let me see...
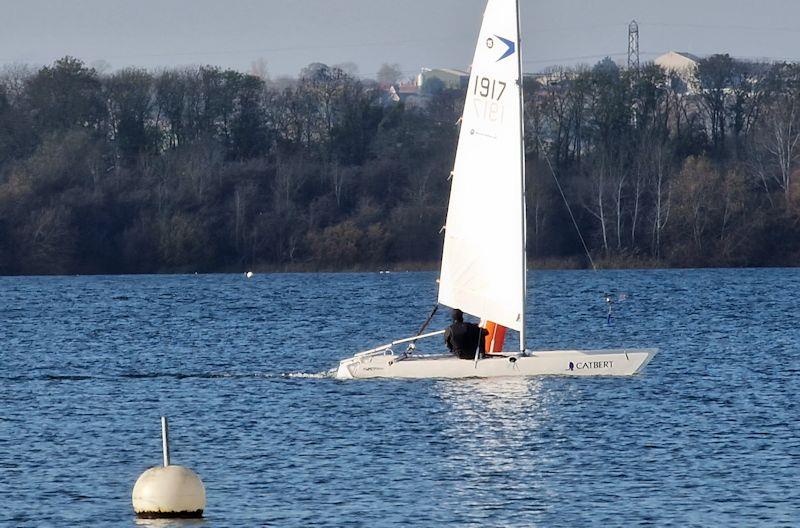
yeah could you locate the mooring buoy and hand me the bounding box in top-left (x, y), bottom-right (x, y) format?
top-left (132, 417), bottom-right (206, 518)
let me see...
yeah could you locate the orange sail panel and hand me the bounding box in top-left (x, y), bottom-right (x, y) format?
top-left (483, 321), bottom-right (507, 353)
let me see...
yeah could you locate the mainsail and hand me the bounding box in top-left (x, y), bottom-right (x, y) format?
top-left (437, 0), bottom-right (526, 347)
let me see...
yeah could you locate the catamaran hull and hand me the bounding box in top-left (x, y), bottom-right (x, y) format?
top-left (335, 349), bottom-right (657, 380)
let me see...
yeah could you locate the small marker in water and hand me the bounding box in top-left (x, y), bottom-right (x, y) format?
top-left (131, 417), bottom-right (206, 519)
top-left (245, 271), bottom-right (254, 279)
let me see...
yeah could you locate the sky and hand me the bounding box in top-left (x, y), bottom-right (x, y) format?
top-left (2, 0), bottom-right (800, 79)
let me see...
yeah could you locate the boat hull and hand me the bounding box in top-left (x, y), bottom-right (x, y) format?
top-left (335, 348), bottom-right (657, 380)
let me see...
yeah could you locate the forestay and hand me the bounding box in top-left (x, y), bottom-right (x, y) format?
top-left (438, 0), bottom-right (526, 336)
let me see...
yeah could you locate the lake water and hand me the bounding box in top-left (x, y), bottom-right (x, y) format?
top-left (1, 269), bottom-right (798, 527)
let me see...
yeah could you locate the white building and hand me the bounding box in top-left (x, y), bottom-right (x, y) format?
top-left (655, 51), bottom-right (701, 93)
top-left (655, 51), bottom-right (700, 75)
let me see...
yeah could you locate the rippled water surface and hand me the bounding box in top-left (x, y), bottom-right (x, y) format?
top-left (1, 269), bottom-right (798, 527)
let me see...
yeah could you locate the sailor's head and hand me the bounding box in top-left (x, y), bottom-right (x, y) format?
top-left (451, 309), bottom-right (464, 322)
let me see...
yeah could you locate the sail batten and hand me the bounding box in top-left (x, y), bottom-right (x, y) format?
top-left (438, 0), bottom-right (526, 336)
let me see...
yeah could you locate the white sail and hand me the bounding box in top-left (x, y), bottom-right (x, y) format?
top-left (438, 0), bottom-right (526, 337)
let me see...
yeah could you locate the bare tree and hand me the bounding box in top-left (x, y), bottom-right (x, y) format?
top-left (377, 63), bottom-right (403, 86)
top-left (0, 63), bottom-right (34, 103)
top-left (250, 57), bottom-right (269, 81)
top-left (696, 54), bottom-right (735, 154)
top-left (650, 144), bottom-right (671, 258)
top-left (581, 160), bottom-right (610, 255)
top-left (755, 93), bottom-right (800, 201)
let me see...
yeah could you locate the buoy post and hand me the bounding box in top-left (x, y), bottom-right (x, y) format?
top-left (161, 416), bottom-right (170, 467)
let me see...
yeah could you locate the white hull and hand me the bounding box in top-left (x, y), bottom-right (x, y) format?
top-left (335, 348), bottom-right (657, 380)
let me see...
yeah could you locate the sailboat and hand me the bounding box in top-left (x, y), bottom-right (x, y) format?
top-left (334, 0), bottom-right (657, 380)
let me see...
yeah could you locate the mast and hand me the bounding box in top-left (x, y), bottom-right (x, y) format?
top-left (516, 0), bottom-right (527, 353)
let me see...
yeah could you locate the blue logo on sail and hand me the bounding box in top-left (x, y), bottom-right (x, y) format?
top-left (495, 35), bottom-right (515, 61)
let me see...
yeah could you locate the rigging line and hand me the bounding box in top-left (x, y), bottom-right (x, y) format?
top-left (536, 136), bottom-right (597, 271)
top-left (640, 22), bottom-right (800, 34)
top-left (406, 303), bottom-right (439, 352)
top-left (523, 52), bottom-right (628, 65)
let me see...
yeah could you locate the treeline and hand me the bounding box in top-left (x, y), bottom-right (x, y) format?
top-left (527, 56), bottom-right (800, 267)
top-left (0, 56), bottom-right (798, 275)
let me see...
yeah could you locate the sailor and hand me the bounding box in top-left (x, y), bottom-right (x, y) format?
top-left (444, 309), bottom-right (487, 360)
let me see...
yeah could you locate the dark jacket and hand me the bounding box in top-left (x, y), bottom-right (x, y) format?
top-left (445, 321), bottom-right (488, 360)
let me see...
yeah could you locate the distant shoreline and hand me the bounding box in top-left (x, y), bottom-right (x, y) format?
top-left (3, 258), bottom-right (797, 278)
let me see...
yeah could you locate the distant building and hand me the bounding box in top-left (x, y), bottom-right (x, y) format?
top-left (386, 85), bottom-right (401, 103)
top-left (396, 82), bottom-right (420, 99)
top-left (381, 81), bottom-right (427, 108)
top-left (655, 51), bottom-right (700, 75)
top-left (531, 70), bottom-right (566, 86)
top-left (379, 68), bottom-right (469, 108)
top-left (417, 68), bottom-right (470, 91)
top-left (655, 51), bottom-right (701, 93)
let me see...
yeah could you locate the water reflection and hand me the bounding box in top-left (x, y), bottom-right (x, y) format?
top-left (434, 377), bottom-right (557, 518)
top-left (438, 376), bottom-right (548, 455)
top-left (133, 518), bottom-right (206, 527)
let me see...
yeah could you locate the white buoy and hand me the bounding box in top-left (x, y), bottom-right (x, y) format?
top-left (245, 271), bottom-right (254, 278)
top-left (132, 417), bottom-right (206, 518)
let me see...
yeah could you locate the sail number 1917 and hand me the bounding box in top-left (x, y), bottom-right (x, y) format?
top-left (473, 76), bottom-right (506, 100)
